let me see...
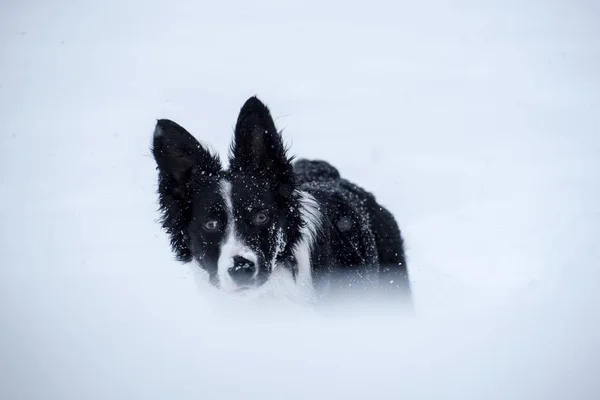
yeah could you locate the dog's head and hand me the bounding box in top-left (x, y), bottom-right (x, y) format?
top-left (152, 97), bottom-right (303, 292)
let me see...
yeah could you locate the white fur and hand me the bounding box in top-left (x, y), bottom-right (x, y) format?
top-left (194, 184), bottom-right (322, 304)
top-left (289, 190), bottom-right (322, 296)
top-left (251, 190), bottom-right (322, 304)
top-left (270, 227), bottom-right (286, 272)
top-left (217, 179), bottom-right (258, 292)
top-left (296, 190), bottom-right (321, 252)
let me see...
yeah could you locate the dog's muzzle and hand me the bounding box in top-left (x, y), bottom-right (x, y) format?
top-left (228, 256), bottom-right (257, 286)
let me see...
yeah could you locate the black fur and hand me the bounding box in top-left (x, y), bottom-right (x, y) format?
top-left (152, 119), bottom-right (222, 262)
top-left (295, 160), bottom-right (410, 297)
top-left (152, 96), bottom-right (411, 302)
top-left (229, 97), bottom-right (303, 283)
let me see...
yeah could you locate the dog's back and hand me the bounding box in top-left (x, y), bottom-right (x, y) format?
top-left (293, 159), bottom-right (410, 299)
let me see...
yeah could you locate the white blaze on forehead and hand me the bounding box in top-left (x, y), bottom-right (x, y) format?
top-left (217, 179), bottom-right (258, 292)
top-left (220, 179), bottom-right (233, 216)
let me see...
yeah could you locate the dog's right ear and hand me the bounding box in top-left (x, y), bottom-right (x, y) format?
top-left (152, 119), bottom-right (221, 192)
top-left (151, 119), bottom-right (221, 262)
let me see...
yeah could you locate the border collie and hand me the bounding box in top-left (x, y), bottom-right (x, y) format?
top-left (151, 97), bottom-right (411, 304)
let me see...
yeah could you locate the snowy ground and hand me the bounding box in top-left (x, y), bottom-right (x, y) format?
top-left (1, 0), bottom-right (599, 398)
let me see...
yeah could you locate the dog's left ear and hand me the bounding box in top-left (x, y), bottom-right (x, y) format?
top-left (229, 97), bottom-right (293, 185)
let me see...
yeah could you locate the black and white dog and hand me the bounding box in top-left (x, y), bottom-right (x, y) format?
top-left (152, 97), bottom-right (411, 304)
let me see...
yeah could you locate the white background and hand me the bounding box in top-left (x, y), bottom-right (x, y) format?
top-left (1, 0), bottom-right (599, 399)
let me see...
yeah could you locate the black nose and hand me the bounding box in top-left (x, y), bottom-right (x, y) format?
top-left (228, 256), bottom-right (256, 285)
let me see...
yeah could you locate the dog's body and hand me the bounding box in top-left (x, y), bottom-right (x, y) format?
top-left (152, 97), bottom-right (411, 304)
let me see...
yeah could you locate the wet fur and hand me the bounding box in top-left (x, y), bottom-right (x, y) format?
top-left (152, 97), bottom-right (411, 303)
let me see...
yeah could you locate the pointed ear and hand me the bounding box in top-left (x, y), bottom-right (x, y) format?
top-left (229, 97), bottom-right (293, 181)
top-left (152, 119), bottom-right (221, 190)
top-left (151, 119), bottom-right (221, 262)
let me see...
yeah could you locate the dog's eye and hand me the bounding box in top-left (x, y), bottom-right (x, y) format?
top-left (253, 211), bottom-right (269, 225)
top-left (203, 219), bottom-right (219, 231)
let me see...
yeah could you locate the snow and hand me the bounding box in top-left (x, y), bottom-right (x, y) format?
top-left (1, 0), bottom-right (599, 399)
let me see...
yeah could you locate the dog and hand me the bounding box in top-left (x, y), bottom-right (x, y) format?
top-left (151, 96), bottom-right (411, 305)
